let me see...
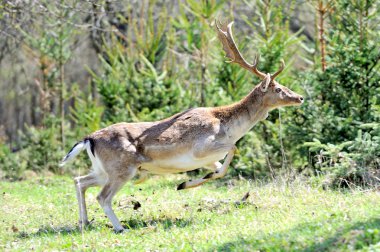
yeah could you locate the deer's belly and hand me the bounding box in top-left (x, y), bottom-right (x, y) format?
top-left (141, 151), bottom-right (227, 174)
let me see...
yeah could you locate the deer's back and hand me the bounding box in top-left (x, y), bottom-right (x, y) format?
top-left (89, 108), bottom-right (224, 169)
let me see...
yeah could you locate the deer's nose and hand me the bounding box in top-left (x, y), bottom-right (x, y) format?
top-left (299, 96), bottom-right (304, 103)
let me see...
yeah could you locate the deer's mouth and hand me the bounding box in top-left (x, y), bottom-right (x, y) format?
top-left (291, 95), bottom-right (304, 105)
top-left (282, 96), bottom-right (304, 107)
top-left (296, 96), bottom-right (304, 105)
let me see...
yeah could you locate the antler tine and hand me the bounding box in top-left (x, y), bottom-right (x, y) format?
top-left (215, 19), bottom-right (221, 30)
top-left (216, 20), bottom-right (266, 79)
top-left (252, 54), bottom-right (260, 68)
top-left (271, 59), bottom-right (285, 80)
top-left (215, 19), bottom-right (223, 30)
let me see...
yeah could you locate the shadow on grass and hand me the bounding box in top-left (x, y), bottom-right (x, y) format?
top-left (17, 224), bottom-right (95, 239)
top-left (302, 217), bottom-right (380, 252)
top-left (121, 216), bottom-right (193, 230)
top-left (17, 216), bottom-right (194, 239)
top-left (209, 218), bottom-right (380, 252)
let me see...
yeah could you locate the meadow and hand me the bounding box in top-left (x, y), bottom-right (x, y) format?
top-left (2, 174), bottom-right (380, 251)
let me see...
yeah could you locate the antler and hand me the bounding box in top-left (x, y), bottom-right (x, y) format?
top-left (216, 20), bottom-right (266, 79)
top-left (271, 59), bottom-right (285, 79)
top-left (216, 20), bottom-right (285, 81)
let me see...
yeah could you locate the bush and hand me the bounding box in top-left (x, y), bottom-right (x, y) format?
top-left (304, 123), bottom-right (380, 188)
top-left (0, 145), bottom-right (27, 180)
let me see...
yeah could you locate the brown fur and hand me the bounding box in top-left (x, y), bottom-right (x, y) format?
top-left (61, 22), bottom-right (304, 232)
top-left (65, 75), bottom-right (303, 232)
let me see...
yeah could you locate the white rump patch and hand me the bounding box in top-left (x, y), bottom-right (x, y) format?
top-left (86, 144), bottom-right (108, 185)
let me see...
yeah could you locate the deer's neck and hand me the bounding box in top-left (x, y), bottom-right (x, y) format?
top-left (213, 87), bottom-right (269, 143)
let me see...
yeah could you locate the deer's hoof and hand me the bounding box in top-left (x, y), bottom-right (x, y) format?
top-left (78, 220), bottom-right (90, 230)
top-left (177, 182), bottom-right (186, 190)
top-left (114, 228), bottom-right (126, 234)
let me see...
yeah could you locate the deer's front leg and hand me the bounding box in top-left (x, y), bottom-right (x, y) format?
top-left (177, 146), bottom-right (236, 190)
top-left (134, 169), bottom-right (149, 185)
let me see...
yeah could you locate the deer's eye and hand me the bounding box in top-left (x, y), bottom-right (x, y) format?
top-left (275, 88), bottom-right (281, 93)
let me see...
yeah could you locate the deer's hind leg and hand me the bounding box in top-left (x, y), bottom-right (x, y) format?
top-left (74, 173), bottom-right (104, 229)
top-left (97, 165), bottom-right (137, 233)
top-left (177, 145), bottom-right (236, 190)
top-left (134, 169), bottom-right (149, 184)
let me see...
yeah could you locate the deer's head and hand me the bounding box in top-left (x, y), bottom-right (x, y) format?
top-left (258, 73), bottom-right (304, 109)
top-left (216, 21), bottom-right (304, 110)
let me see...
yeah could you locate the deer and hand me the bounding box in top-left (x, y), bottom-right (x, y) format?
top-left (59, 21), bottom-right (304, 233)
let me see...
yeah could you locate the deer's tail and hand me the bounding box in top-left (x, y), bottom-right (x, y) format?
top-left (59, 138), bottom-right (95, 167)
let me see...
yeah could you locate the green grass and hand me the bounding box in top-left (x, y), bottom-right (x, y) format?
top-left (1, 174), bottom-right (380, 251)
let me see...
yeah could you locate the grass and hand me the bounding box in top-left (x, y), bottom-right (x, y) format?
top-left (1, 173), bottom-right (380, 251)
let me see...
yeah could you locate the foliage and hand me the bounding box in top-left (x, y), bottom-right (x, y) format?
top-left (0, 0), bottom-right (379, 189)
top-left (0, 145), bottom-right (27, 180)
top-left (19, 117), bottom-right (65, 174)
top-left (284, 0), bottom-right (380, 185)
top-left (305, 123), bottom-right (380, 187)
top-left (92, 41), bottom-right (190, 123)
top-left (69, 85), bottom-right (104, 134)
top-left (0, 119), bottom-right (61, 179)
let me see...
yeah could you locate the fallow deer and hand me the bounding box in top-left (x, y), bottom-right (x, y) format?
top-left (60, 21), bottom-right (304, 232)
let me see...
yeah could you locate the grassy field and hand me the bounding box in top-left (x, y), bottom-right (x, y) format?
top-left (1, 174), bottom-right (380, 251)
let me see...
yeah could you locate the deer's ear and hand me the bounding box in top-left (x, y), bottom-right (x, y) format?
top-left (260, 73), bottom-right (271, 92)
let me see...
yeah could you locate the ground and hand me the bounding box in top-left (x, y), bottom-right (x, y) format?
top-left (1, 174), bottom-right (380, 251)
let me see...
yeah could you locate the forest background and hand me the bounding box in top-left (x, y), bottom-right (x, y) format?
top-left (0, 0), bottom-right (379, 189)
